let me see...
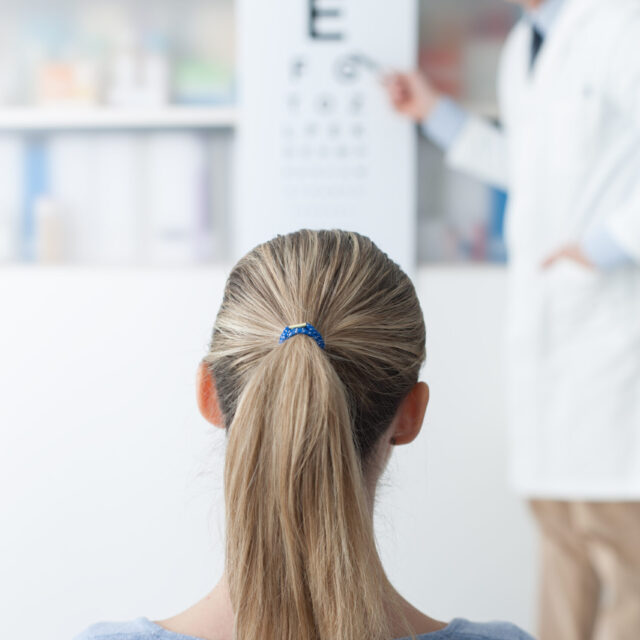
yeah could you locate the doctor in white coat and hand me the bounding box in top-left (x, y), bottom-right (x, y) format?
top-left (387, 1), bottom-right (640, 639)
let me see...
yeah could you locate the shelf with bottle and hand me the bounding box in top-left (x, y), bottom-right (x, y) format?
top-left (413, 0), bottom-right (516, 265)
top-left (0, 0), bottom-right (236, 130)
top-left (0, 130), bottom-right (233, 267)
top-left (416, 135), bottom-right (508, 265)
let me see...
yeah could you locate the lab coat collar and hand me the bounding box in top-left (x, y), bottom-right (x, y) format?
top-left (527, 0), bottom-right (566, 37)
top-left (526, 0), bottom-right (602, 86)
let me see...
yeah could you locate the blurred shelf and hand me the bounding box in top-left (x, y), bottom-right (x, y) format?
top-left (0, 106), bottom-right (237, 131)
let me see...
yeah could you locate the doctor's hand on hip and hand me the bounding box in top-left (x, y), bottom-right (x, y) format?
top-left (541, 244), bottom-right (594, 270)
top-left (384, 71), bottom-right (441, 122)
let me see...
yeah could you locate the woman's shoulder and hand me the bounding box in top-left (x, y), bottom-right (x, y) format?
top-left (74, 618), bottom-right (155, 640)
top-left (75, 617), bottom-right (533, 640)
top-left (73, 617), bottom-right (202, 640)
top-left (431, 618), bottom-right (534, 640)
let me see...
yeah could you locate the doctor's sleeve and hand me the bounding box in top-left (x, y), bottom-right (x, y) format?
top-left (421, 97), bottom-right (469, 150)
top-left (421, 99), bottom-right (509, 192)
top-left (599, 13), bottom-right (640, 262)
top-left (444, 115), bottom-right (510, 192)
top-left (582, 220), bottom-right (634, 270)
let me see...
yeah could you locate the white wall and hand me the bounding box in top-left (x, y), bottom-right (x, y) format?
top-left (377, 267), bottom-right (536, 631)
top-left (0, 266), bottom-right (536, 640)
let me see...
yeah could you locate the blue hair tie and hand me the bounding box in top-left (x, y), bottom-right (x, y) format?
top-left (279, 322), bottom-right (325, 350)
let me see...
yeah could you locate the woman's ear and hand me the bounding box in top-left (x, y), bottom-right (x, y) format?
top-left (389, 381), bottom-right (429, 446)
top-left (196, 361), bottom-right (225, 429)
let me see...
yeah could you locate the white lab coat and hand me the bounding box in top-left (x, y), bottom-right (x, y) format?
top-left (446, 0), bottom-right (640, 498)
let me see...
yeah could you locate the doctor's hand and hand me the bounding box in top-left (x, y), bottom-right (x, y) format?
top-left (541, 244), bottom-right (595, 270)
top-left (384, 72), bottom-right (441, 122)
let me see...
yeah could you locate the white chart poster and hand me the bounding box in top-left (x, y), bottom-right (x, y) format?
top-left (235, 0), bottom-right (418, 273)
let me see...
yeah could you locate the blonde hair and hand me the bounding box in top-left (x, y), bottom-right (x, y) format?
top-left (204, 230), bottom-right (426, 640)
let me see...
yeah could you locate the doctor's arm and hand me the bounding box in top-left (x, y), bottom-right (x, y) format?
top-left (384, 72), bottom-right (509, 191)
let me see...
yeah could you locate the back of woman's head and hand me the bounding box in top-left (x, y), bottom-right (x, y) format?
top-left (204, 229), bottom-right (426, 640)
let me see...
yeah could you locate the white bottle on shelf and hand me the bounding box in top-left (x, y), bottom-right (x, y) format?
top-left (50, 133), bottom-right (143, 265)
top-left (0, 206), bottom-right (15, 262)
top-left (50, 134), bottom-right (96, 263)
top-left (0, 135), bottom-right (21, 262)
top-left (107, 29), bottom-right (170, 108)
top-left (142, 132), bottom-right (208, 265)
top-left (34, 196), bottom-right (65, 263)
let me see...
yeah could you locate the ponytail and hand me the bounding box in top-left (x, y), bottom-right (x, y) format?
top-left (224, 334), bottom-right (394, 639)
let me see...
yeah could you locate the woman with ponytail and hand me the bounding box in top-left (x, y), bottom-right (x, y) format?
top-left (76, 230), bottom-right (532, 640)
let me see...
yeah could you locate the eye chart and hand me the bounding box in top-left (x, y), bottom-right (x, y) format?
top-left (234, 0), bottom-right (417, 273)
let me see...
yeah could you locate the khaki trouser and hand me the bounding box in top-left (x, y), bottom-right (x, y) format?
top-left (529, 500), bottom-right (640, 640)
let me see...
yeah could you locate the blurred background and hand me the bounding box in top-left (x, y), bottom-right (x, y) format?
top-left (0, 0), bottom-right (518, 267)
top-left (0, 0), bottom-right (235, 266)
top-left (0, 1), bottom-right (536, 639)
